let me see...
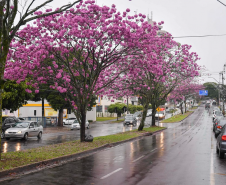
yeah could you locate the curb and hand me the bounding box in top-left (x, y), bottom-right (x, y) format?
top-left (0, 128), bottom-right (166, 181)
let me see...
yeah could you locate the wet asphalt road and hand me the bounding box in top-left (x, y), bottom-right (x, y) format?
top-left (2, 105), bottom-right (226, 185)
top-left (2, 114), bottom-right (164, 153)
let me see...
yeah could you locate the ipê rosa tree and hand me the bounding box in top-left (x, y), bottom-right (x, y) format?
top-left (0, 0), bottom-right (82, 159)
top-left (168, 80), bottom-right (204, 114)
top-left (5, 1), bottom-right (160, 141)
top-left (106, 39), bottom-right (201, 130)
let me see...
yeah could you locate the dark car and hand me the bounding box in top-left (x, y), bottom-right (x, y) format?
top-left (214, 119), bottom-right (226, 138)
top-left (216, 124), bottom-right (226, 158)
top-left (213, 117), bottom-right (224, 132)
top-left (1, 117), bottom-right (21, 138)
top-left (123, 117), bottom-right (137, 126)
top-left (205, 103), bottom-right (210, 109)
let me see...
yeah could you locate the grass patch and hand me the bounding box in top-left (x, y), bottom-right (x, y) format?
top-left (191, 107), bottom-right (198, 109)
top-left (0, 126), bottom-right (165, 172)
top-left (96, 117), bottom-right (116, 121)
top-left (161, 111), bottom-right (193, 123)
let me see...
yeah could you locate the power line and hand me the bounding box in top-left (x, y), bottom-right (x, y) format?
top-left (173, 34), bottom-right (226, 39)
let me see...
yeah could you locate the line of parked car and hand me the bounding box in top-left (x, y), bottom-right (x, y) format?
top-left (211, 104), bottom-right (226, 159)
top-left (1, 116), bottom-right (43, 140)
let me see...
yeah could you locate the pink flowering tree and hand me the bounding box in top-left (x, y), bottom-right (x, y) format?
top-left (168, 80), bottom-right (204, 114)
top-left (0, 0), bottom-right (81, 159)
top-left (6, 1), bottom-right (159, 141)
top-left (107, 39), bottom-right (201, 130)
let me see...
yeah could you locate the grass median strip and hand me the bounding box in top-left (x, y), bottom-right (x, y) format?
top-left (161, 111), bottom-right (193, 123)
top-left (96, 117), bottom-right (116, 121)
top-left (0, 126), bottom-right (165, 172)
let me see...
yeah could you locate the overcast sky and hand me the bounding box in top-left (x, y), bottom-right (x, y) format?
top-left (20, 0), bottom-right (226, 84)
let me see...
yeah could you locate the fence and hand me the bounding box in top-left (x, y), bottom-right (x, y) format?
top-left (23, 117), bottom-right (58, 128)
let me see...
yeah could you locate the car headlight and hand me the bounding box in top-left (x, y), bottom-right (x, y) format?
top-left (5, 131), bottom-right (8, 134)
top-left (17, 131), bottom-right (22, 134)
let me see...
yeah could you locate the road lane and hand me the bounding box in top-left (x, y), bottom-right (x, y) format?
top-left (4, 106), bottom-right (226, 185)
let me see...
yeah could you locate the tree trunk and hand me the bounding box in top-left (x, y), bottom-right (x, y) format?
top-left (80, 108), bottom-right (86, 142)
top-left (151, 104), bottom-right (156, 126)
top-left (180, 103), bottom-right (183, 114)
top-left (184, 100), bottom-right (187, 113)
top-left (138, 102), bottom-right (149, 131)
top-left (58, 108), bottom-right (63, 127)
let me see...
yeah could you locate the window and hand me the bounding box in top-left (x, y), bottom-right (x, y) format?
top-left (105, 106), bottom-right (109, 112)
top-left (96, 105), bottom-right (103, 112)
top-left (30, 122), bottom-right (34, 127)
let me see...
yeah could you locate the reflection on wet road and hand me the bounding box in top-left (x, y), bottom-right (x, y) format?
top-left (3, 105), bottom-right (226, 185)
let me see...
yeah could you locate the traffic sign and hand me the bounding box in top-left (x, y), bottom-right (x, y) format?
top-left (199, 90), bottom-right (208, 96)
top-left (156, 107), bottom-right (161, 112)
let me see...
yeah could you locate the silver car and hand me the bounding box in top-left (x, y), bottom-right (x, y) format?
top-left (4, 121), bottom-right (43, 140)
top-left (71, 119), bottom-right (90, 130)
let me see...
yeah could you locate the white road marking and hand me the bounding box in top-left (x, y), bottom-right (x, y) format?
top-left (132, 155), bottom-right (145, 163)
top-left (100, 168), bottom-right (123, 179)
top-left (151, 148), bottom-right (157, 152)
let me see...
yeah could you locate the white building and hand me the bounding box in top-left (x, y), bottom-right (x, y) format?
top-left (96, 96), bottom-right (138, 117)
top-left (17, 100), bottom-right (96, 121)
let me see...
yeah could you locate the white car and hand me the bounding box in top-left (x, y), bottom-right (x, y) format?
top-left (213, 110), bottom-right (222, 122)
top-left (155, 110), bottom-right (165, 119)
top-left (4, 121), bottom-right (43, 140)
top-left (63, 118), bottom-right (77, 126)
top-left (146, 109), bottom-right (152, 117)
top-left (71, 119), bottom-right (89, 130)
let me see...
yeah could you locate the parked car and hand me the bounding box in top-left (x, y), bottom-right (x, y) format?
top-left (213, 107), bottom-right (220, 113)
top-left (4, 121), bottom-right (43, 140)
top-left (146, 109), bottom-right (152, 117)
top-left (123, 116), bottom-right (137, 126)
top-left (63, 117), bottom-right (77, 126)
top-left (216, 124), bottom-right (226, 158)
top-left (215, 119), bottom-right (226, 138)
top-left (213, 111), bottom-right (223, 122)
top-left (133, 111), bottom-right (142, 121)
top-left (1, 116), bottom-right (21, 139)
top-left (213, 117), bottom-right (225, 132)
top-left (70, 119), bottom-right (90, 130)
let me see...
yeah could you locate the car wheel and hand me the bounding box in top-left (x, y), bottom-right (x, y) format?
top-left (216, 146), bottom-right (219, 154)
top-left (1, 131), bottom-right (5, 139)
top-left (37, 132), bottom-right (42, 139)
top-left (24, 133), bottom-right (28, 141)
top-left (5, 137), bottom-right (10, 140)
top-left (219, 149), bottom-right (225, 159)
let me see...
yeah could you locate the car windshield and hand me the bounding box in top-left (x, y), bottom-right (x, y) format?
top-left (13, 122), bottom-right (29, 128)
top-left (125, 117), bottom-right (134, 120)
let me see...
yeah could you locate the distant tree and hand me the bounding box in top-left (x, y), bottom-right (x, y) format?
top-left (128, 104), bottom-right (143, 114)
top-left (108, 103), bottom-right (126, 120)
top-left (203, 82), bottom-right (219, 102)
